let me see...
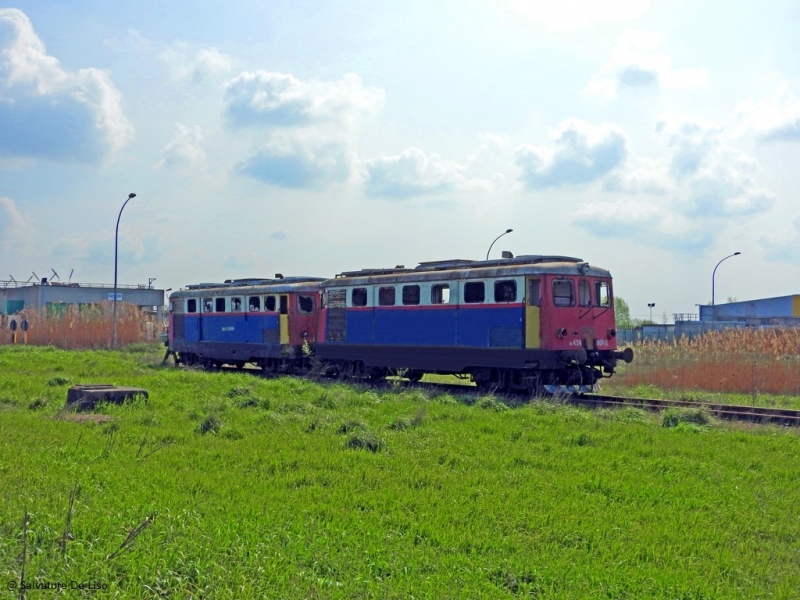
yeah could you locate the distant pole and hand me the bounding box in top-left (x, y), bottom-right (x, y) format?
top-left (486, 229), bottom-right (513, 260)
top-left (647, 303), bottom-right (655, 323)
top-left (113, 193), bottom-right (137, 348)
top-left (711, 252), bottom-right (741, 318)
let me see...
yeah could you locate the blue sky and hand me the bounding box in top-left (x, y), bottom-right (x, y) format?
top-left (2, 0), bottom-right (799, 321)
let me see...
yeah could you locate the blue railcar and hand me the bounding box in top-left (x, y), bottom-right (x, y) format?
top-left (316, 256), bottom-right (631, 392)
top-left (168, 277), bottom-right (324, 371)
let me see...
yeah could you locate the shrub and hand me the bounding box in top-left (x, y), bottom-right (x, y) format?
top-left (662, 407), bottom-right (711, 428)
top-left (346, 432), bottom-right (385, 452)
top-left (198, 415), bottom-right (222, 435)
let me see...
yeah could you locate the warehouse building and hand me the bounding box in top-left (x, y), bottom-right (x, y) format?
top-left (675, 294), bottom-right (800, 338)
top-left (1, 279), bottom-right (165, 316)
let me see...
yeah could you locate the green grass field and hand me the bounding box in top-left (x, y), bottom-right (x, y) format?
top-left (1, 345), bottom-right (799, 598)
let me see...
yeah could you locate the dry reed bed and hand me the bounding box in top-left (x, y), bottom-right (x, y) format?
top-left (1, 303), bottom-right (162, 349)
top-left (619, 328), bottom-right (800, 395)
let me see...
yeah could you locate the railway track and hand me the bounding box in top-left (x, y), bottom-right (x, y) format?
top-left (206, 365), bottom-right (800, 426)
top-left (571, 394), bottom-right (800, 427)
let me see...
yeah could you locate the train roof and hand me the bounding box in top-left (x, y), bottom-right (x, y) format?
top-left (170, 276), bottom-right (325, 299)
top-left (322, 255), bottom-right (612, 287)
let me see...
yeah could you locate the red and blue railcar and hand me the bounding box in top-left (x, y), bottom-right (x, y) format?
top-left (315, 255), bottom-right (631, 392)
top-left (168, 277), bottom-right (324, 371)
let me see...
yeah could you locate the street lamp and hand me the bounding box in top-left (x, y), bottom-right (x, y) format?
top-left (113, 193), bottom-right (137, 348)
top-left (486, 229), bottom-right (513, 260)
top-left (647, 303), bottom-right (655, 323)
top-left (711, 252), bottom-right (741, 312)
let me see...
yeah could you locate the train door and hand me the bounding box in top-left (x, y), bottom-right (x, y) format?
top-left (525, 278), bottom-right (541, 349)
top-left (279, 295), bottom-right (289, 344)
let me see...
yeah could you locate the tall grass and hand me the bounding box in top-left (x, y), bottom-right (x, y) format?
top-left (0, 302), bottom-right (162, 349)
top-left (617, 328), bottom-right (800, 396)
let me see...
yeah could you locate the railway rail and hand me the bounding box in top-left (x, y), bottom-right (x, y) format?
top-left (571, 394), bottom-right (800, 427)
top-left (206, 364), bottom-right (800, 426)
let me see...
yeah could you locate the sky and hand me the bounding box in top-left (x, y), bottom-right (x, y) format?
top-left (1, 0), bottom-right (799, 322)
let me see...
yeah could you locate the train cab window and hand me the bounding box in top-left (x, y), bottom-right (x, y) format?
top-left (297, 295), bottom-right (315, 314)
top-left (595, 281), bottom-right (611, 307)
top-left (231, 297), bottom-right (243, 312)
top-left (249, 296), bottom-right (261, 311)
top-left (352, 288), bottom-right (367, 307)
top-left (186, 299), bottom-right (197, 313)
top-left (203, 298), bottom-right (213, 312)
top-left (464, 282), bottom-right (485, 303)
top-left (279, 295), bottom-right (288, 315)
top-left (553, 280), bottom-right (575, 307)
top-left (578, 280), bottom-right (591, 307)
top-left (431, 284), bottom-right (450, 304)
top-left (265, 296), bottom-right (276, 312)
top-left (379, 287), bottom-right (396, 306)
top-left (215, 298), bottom-right (226, 312)
top-left (494, 280), bottom-right (517, 303)
top-left (402, 285), bottom-right (420, 305)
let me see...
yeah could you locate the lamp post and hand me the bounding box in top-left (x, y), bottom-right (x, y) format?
top-left (647, 303), bottom-right (655, 323)
top-left (711, 251), bottom-right (741, 320)
top-left (113, 193), bottom-right (137, 348)
top-left (486, 229), bottom-right (513, 260)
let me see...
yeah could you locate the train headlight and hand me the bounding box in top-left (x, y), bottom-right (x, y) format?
top-left (556, 327), bottom-right (568, 339)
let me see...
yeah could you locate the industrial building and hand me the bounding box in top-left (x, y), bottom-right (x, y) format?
top-left (1, 279), bottom-right (165, 316)
top-left (674, 294), bottom-right (800, 339)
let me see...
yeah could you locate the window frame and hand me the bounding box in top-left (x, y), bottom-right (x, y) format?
top-left (494, 279), bottom-right (517, 303)
top-left (297, 294), bottom-right (316, 314)
top-left (248, 296), bottom-right (261, 312)
top-left (552, 279), bottom-right (575, 308)
top-left (202, 297), bottom-right (213, 313)
top-left (578, 279), bottom-right (591, 307)
top-left (378, 286), bottom-right (396, 306)
top-left (594, 280), bottom-right (611, 307)
top-left (430, 283), bottom-right (451, 305)
top-left (402, 284), bottom-right (421, 306)
top-left (352, 287), bottom-right (368, 307)
top-left (464, 281), bottom-right (485, 304)
top-left (264, 295), bottom-right (277, 312)
top-left (215, 297), bottom-right (227, 313)
top-left (186, 298), bottom-right (197, 313)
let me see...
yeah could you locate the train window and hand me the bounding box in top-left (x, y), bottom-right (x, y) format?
top-left (494, 280), bottom-right (517, 303)
top-left (431, 284), bottom-right (450, 304)
top-left (187, 299), bottom-right (197, 313)
top-left (280, 295), bottom-right (288, 315)
top-left (215, 298), bottom-right (226, 312)
top-left (203, 298), bottom-right (213, 312)
top-left (379, 287), bottom-right (396, 306)
top-left (265, 296), bottom-right (276, 312)
top-left (352, 288), bottom-right (367, 307)
top-left (297, 295), bottom-right (315, 314)
top-left (579, 280), bottom-right (591, 307)
top-left (553, 280), bottom-right (575, 307)
top-left (402, 285), bottom-right (420, 305)
top-left (595, 281), bottom-right (611, 307)
top-left (249, 296), bottom-right (261, 311)
top-left (231, 297), bottom-right (243, 312)
top-left (464, 282), bottom-right (485, 303)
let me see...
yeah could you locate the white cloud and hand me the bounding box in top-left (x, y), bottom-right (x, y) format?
top-left (603, 156), bottom-right (671, 195)
top-left (236, 134), bottom-right (356, 189)
top-left (515, 119), bottom-right (628, 189)
top-left (759, 215), bottom-right (800, 263)
top-left (223, 71), bottom-right (384, 130)
top-left (732, 83), bottom-right (800, 142)
top-left (155, 123), bottom-right (206, 170)
top-left (573, 199), bottom-right (712, 253)
top-left (0, 8), bottom-right (133, 161)
top-left (656, 116), bottom-right (776, 217)
top-left (160, 44), bottom-right (232, 84)
top-left (497, 0), bottom-right (650, 30)
top-left (364, 147), bottom-right (498, 199)
top-left (584, 31), bottom-right (707, 99)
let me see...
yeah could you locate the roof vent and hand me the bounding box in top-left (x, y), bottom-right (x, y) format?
top-left (501, 251), bottom-right (514, 259)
